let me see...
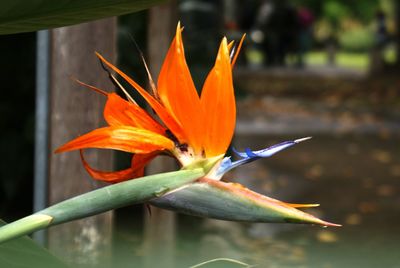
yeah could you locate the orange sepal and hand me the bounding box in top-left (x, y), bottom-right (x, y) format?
top-left (157, 23), bottom-right (203, 154)
top-left (73, 78), bottom-right (108, 96)
top-left (128, 152), bottom-right (159, 178)
top-left (55, 126), bottom-right (174, 154)
top-left (95, 52), bottom-right (186, 143)
top-left (200, 38), bottom-right (236, 157)
top-left (283, 202), bottom-right (320, 208)
top-left (231, 34), bottom-right (246, 68)
top-left (104, 93), bottom-right (165, 135)
top-left (80, 150), bottom-right (157, 183)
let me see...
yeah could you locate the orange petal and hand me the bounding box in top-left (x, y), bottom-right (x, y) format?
top-left (200, 38), bottom-right (235, 157)
top-left (55, 126), bottom-right (174, 154)
top-left (129, 152), bottom-right (159, 179)
top-left (104, 93), bottom-right (165, 135)
top-left (80, 150), bottom-right (157, 183)
top-left (157, 23), bottom-right (203, 153)
top-left (95, 52), bottom-right (186, 143)
top-left (284, 202), bottom-right (320, 208)
top-left (231, 34), bottom-right (246, 68)
top-left (73, 78), bottom-right (108, 96)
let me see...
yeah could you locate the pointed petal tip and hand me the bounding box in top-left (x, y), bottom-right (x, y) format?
top-left (303, 203), bottom-right (320, 208)
top-left (94, 51), bottom-right (103, 60)
top-left (318, 221), bottom-right (342, 227)
top-left (73, 78), bottom-right (108, 96)
top-left (304, 214), bottom-right (341, 227)
top-left (221, 36), bottom-right (228, 47)
top-left (294, 136), bottom-right (312, 143)
top-left (287, 213), bottom-right (341, 227)
top-left (54, 146), bottom-right (67, 154)
top-left (285, 202), bottom-right (320, 208)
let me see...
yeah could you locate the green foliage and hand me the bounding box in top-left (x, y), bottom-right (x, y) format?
top-left (323, 1), bottom-right (350, 26)
top-left (294, 0), bottom-right (381, 22)
top-left (0, 0), bottom-right (165, 34)
top-left (352, 0), bottom-right (378, 22)
top-left (0, 220), bottom-right (67, 268)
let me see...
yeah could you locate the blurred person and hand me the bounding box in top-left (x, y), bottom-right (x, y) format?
top-left (245, 0), bottom-right (274, 68)
top-left (223, 0), bottom-right (259, 66)
top-left (375, 9), bottom-right (388, 49)
top-left (252, 0), bottom-right (299, 66)
top-left (296, 6), bottom-right (315, 67)
top-left (370, 9), bottom-right (388, 72)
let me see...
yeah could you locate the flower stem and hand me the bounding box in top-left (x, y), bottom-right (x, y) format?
top-left (0, 168), bottom-right (205, 244)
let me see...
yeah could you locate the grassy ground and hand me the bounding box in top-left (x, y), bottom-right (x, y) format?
top-left (305, 46), bottom-right (396, 71)
top-left (305, 51), bottom-right (369, 71)
top-left (246, 46), bottom-right (396, 72)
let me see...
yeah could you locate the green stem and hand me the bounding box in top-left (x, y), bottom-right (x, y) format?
top-left (0, 215), bottom-right (52, 244)
top-left (0, 168), bottom-right (204, 244)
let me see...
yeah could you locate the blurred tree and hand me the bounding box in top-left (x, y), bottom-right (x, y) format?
top-left (47, 19), bottom-right (115, 266)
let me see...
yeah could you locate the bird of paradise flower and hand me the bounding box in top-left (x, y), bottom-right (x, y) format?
top-left (55, 23), bottom-right (339, 227)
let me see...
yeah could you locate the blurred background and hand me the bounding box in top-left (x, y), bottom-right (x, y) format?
top-left (1, 0), bottom-right (400, 267)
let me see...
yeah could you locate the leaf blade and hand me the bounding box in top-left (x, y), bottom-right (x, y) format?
top-left (0, 0), bottom-right (166, 34)
top-left (0, 219), bottom-right (68, 268)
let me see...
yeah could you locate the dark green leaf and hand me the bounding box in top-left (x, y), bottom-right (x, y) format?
top-left (0, 219), bottom-right (68, 268)
top-left (0, 0), bottom-right (166, 35)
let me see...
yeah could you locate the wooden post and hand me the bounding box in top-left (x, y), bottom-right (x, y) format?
top-left (143, 2), bottom-right (177, 268)
top-left (48, 18), bottom-right (116, 266)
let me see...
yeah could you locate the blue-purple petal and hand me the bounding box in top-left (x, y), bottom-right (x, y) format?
top-left (217, 137), bottom-right (311, 176)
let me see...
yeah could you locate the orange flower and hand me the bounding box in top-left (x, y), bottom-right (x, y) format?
top-left (55, 24), bottom-right (339, 226)
top-left (56, 23), bottom-right (245, 183)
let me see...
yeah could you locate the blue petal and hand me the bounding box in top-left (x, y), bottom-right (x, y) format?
top-left (219, 157), bottom-right (232, 171)
top-left (245, 148), bottom-right (258, 157)
top-left (216, 137), bottom-right (311, 176)
top-left (232, 147), bottom-right (247, 158)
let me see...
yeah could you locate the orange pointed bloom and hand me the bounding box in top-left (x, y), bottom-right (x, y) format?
top-left (56, 23), bottom-right (244, 182)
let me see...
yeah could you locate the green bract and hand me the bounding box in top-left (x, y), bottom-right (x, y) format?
top-left (151, 178), bottom-right (340, 226)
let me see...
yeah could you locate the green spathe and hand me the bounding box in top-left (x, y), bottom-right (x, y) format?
top-left (151, 178), bottom-right (340, 227)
